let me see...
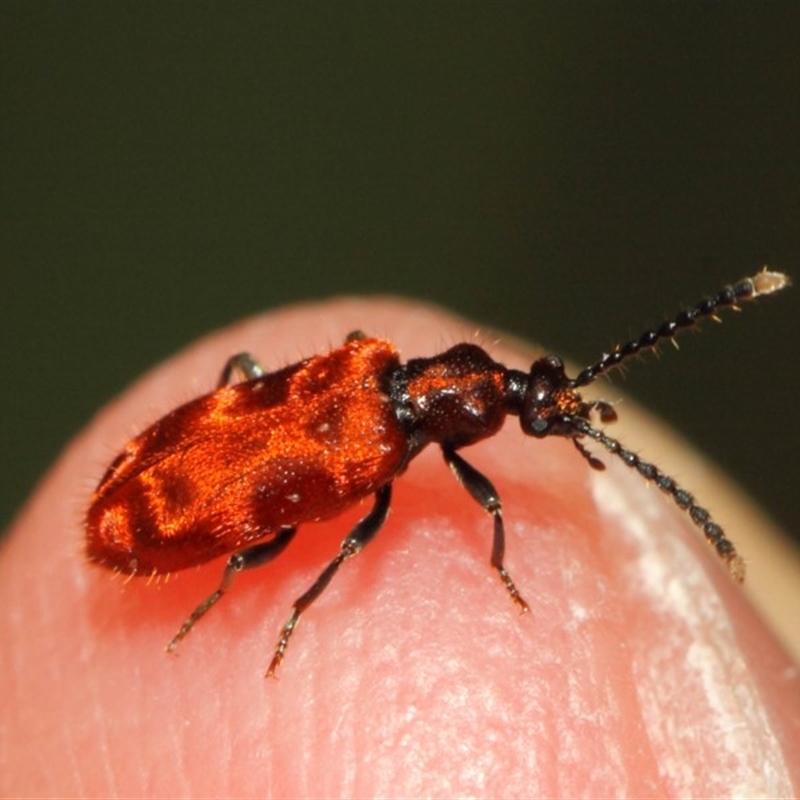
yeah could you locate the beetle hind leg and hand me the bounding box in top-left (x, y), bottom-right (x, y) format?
top-left (218, 352), bottom-right (267, 387)
top-left (166, 525), bottom-right (297, 654)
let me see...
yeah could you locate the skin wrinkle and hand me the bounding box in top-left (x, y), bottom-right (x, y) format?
top-left (591, 466), bottom-right (792, 797)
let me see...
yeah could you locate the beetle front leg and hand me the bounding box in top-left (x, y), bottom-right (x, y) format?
top-left (443, 446), bottom-right (530, 614)
top-left (267, 482), bottom-right (392, 678)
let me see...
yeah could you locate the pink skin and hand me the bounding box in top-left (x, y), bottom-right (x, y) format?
top-left (1, 298), bottom-right (799, 798)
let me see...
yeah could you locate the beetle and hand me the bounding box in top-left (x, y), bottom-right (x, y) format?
top-left (86, 269), bottom-right (789, 676)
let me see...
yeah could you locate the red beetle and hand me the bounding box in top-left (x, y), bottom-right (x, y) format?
top-left (86, 269), bottom-right (789, 676)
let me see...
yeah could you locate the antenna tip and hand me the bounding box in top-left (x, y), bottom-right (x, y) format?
top-left (728, 553), bottom-right (747, 583)
top-left (752, 268), bottom-right (791, 296)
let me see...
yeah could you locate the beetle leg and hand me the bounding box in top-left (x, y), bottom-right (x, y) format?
top-left (443, 446), bottom-right (530, 614)
top-left (218, 352), bottom-right (267, 387)
top-left (267, 482), bottom-right (392, 677)
top-left (166, 525), bottom-right (297, 653)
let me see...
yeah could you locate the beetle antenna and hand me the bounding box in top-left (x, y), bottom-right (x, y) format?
top-left (570, 416), bottom-right (746, 581)
top-left (569, 268), bottom-right (789, 389)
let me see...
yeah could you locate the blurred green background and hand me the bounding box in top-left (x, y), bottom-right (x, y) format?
top-left (1, 2), bottom-right (798, 543)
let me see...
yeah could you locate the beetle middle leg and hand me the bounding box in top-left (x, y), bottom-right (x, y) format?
top-left (267, 483), bottom-right (392, 677)
top-left (167, 525), bottom-right (297, 654)
top-left (443, 446), bottom-right (530, 613)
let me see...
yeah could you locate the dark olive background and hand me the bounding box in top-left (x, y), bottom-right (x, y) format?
top-left (1, 2), bottom-right (798, 545)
